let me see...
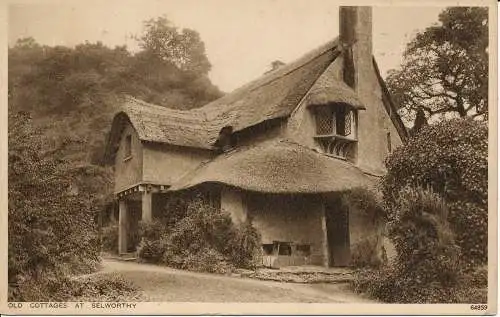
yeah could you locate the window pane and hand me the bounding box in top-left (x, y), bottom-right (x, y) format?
top-left (125, 135), bottom-right (132, 157)
top-left (336, 107), bottom-right (352, 137)
top-left (315, 107), bottom-right (334, 135)
top-left (278, 242), bottom-right (292, 256)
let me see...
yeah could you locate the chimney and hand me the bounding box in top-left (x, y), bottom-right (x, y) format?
top-left (339, 6), bottom-right (373, 92)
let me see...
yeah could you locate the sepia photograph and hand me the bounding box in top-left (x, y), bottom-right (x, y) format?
top-left (2, 0), bottom-right (497, 314)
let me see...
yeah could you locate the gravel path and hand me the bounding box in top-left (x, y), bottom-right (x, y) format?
top-left (99, 259), bottom-right (377, 303)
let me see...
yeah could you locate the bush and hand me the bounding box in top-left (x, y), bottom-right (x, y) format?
top-left (138, 194), bottom-right (261, 273)
top-left (350, 239), bottom-right (383, 268)
top-left (341, 187), bottom-right (386, 222)
top-left (10, 273), bottom-right (143, 302)
top-left (8, 112), bottom-right (101, 288)
top-left (383, 118), bottom-right (487, 267)
top-left (230, 220), bottom-right (262, 269)
top-left (136, 220), bottom-right (168, 263)
top-left (352, 187), bottom-right (463, 303)
top-left (101, 222), bottom-right (119, 253)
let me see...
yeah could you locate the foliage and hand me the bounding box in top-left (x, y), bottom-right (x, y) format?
top-left (8, 112), bottom-right (102, 287)
top-left (101, 222), bottom-right (119, 253)
top-left (383, 118), bottom-right (488, 267)
top-left (136, 220), bottom-right (169, 263)
top-left (8, 17), bottom-right (223, 298)
top-left (386, 7), bottom-right (488, 124)
top-left (230, 220), bottom-right (262, 269)
top-left (352, 187), bottom-right (464, 303)
top-left (341, 187), bottom-right (386, 223)
top-left (137, 194), bottom-right (261, 273)
top-left (341, 188), bottom-right (386, 267)
top-left (8, 16), bottom-right (223, 190)
top-left (9, 273), bottom-right (143, 302)
top-left (138, 16), bottom-right (211, 76)
top-left (387, 187), bottom-right (460, 286)
top-left (350, 239), bottom-right (383, 268)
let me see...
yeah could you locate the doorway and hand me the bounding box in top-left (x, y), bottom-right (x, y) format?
top-left (325, 197), bottom-right (350, 266)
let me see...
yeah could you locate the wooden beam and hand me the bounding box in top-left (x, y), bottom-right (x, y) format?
top-left (321, 204), bottom-right (330, 268)
top-left (142, 191), bottom-right (153, 222)
top-left (118, 200), bottom-right (128, 254)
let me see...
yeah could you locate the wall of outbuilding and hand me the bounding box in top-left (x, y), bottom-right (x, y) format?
top-left (114, 122), bottom-right (143, 193)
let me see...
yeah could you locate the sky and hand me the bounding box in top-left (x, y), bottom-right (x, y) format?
top-left (8, 0), bottom-right (448, 93)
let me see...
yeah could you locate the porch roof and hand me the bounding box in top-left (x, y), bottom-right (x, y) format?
top-left (168, 140), bottom-right (374, 194)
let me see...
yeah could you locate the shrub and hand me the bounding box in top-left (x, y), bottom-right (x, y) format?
top-left (230, 220), bottom-right (262, 269)
top-left (383, 118), bottom-right (487, 267)
top-left (9, 273), bottom-right (143, 302)
top-left (352, 187), bottom-right (463, 303)
top-left (138, 194), bottom-right (261, 273)
top-left (136, 220), bottom-right (168, 263)
top-left (8, 112), bottom-right (101, 288)
top-left (350, 239), bottom-right (383, 268)
top-left (341, 187), bottom-right (386, 222)
top-left (389, 187), bottom-right (460, 286)
top-left (101, 222), bottom-right (119, 253)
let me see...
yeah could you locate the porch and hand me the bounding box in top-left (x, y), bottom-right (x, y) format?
top-left (116, 183), bottom-right (169, 254)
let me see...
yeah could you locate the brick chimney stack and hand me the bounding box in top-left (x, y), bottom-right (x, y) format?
top-left (339, 6), bottom-right (373, 93)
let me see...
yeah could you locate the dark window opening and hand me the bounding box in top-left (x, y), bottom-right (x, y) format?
top-left (386, 131), bottom-right (392, 153)
top-left (124, 135), bottom-right (132, 159)
top-left (262, 244), bottom-right (274, 255)
top-left (216, 126), bottom-right (235, 152)
top-left (296, 244), bottom-right (311, 256)
top-left (336, 107), bottom-right (352, 136)
top-left (278, 242), bottom-right (292, 256)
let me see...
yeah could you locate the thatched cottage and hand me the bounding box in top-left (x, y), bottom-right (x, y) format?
top-left (104, 6), bottom-right (407, 268)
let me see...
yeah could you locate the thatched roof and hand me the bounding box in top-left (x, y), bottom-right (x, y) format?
top-left (111, 97), bottom-right (216, 149)
top-left (104, 39), bottom-right (344, 160)
top-left (104, 36), bottom-right (408, 162)
top-left (198, 39), bottom-right (341, 133)
top-left (168, 139), bottom-right (373, 194)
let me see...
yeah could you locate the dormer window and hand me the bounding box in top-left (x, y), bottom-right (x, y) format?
top-left (215, 126), bottom-right (236, 153)
top-left (311, 103), bottom-right (358, 160)
top-left (315, 104), bottom-right (356, 138)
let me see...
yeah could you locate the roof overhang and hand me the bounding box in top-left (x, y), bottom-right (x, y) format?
top-left (305, 85), bottom-right (366, 110)
top-left (168, 140), bottom-right (374, 194)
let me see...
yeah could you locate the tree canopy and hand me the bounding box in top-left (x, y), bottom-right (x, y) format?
top-left (386, 7), bottom-right (488, 127)
top-left (8, 16), bottom-right (223, 296)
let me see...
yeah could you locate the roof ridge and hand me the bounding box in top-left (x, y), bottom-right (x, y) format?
top-left (199, 38), bottom-right (339, 110)
top-left (246, 39), bottom-right (339, 94)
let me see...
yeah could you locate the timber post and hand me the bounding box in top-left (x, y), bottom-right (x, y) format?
top-left (118, 199), bottom-right (128, 254)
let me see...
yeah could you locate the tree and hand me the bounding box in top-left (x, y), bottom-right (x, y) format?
top-left (8, 111), bottom-right (104, 287)
top-left (138, 16), bottom-right (211, 76)
top-left (382, 118), bottom-right (488, 268)
top-left (386, 7), bottom-right (488, 125)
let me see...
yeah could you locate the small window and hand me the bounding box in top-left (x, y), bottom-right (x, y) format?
top-left (278, 242), bottom-right (292, 256)
top-left (314, 104), bottom-right (355, 138)
top-left (336, 107), bottom-right (352, 137)
top-left (386, 131), bottom-right (392, 153)
top-left (262, 244), bottom-right (274, 255)
top-left (296, 244), bottom-right (311, 256)
top-left (124, 135), bottom-right (132, 159)
top-left (315, 106), bottom-right (335, 135)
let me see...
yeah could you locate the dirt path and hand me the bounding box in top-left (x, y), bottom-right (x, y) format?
top-left (99, 259), bottom-right (376, 303)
